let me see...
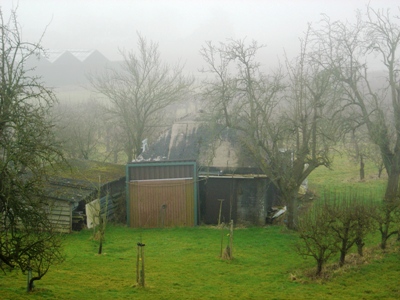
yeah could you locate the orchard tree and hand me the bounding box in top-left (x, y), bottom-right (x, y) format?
top-left (345, 126), bottom-right (384, 180)
top-left (297, 191), bottom-right (375, 274)
top-left (89, 34), bottom-right (193, 162)
top-left (312, 6), bottom-right (400, 202)
top-left (0, 8), bottom-right (65, 290)
top-left (296, 204), bottom-right (338, 276)
top-left (200, 33), bottom-right (344, 229)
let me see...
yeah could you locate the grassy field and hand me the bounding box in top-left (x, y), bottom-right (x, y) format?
top-left (1, 154), bottom-right (399, 299)
top-left (307, 152), bottom-right (387, 196)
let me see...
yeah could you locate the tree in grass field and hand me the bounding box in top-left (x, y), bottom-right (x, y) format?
top-left (200, 30), bottom-right (344, 230)
top-left (89, 33), bottom-right (193, 162)
top-left (296, 204), bottom-right (338, 276)
top-left (321, 191), bottom-right (375, 266)
top-left (296, 191), bottom-right (376, 274)
top-left (370, 200), bottom-right (400, 249)
top-left (312, 6), bottom-right (400, 203)
top-left (0, 8), bottom-right (65, 291)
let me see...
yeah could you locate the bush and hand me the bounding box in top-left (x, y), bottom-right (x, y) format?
top-left (296, 190), bottom-right (376, 275)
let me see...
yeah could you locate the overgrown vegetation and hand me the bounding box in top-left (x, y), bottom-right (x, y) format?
top-left (0, 8), bottom-right (65, 291)
top-left (296, 191), bottom-right (382, 275)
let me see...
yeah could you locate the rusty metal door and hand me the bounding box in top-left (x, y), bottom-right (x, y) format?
top-left (129, 179), bottom-right (194, 228)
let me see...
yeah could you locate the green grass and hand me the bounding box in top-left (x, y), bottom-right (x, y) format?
top-left (1, 225), bottom-right (399, 299)
top-left (1, 154), bottom-right (399, 299)
top-left (308, 153), bottom-right (387, 196)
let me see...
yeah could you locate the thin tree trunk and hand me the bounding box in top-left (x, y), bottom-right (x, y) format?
top-left (359, 155), bottom-right (365, 180)
top-left (286, 190), bottom-right (299, 230)
top-left (98, 239), bottom-right (103, 255)
top-left (380, 229), bottom-right (388, 250)
top-left (339, 250), bottom-right (346, 267)
top-left (385, 171), bottom-right (400, 201)
top-left (356, 237), bottom-right (364, 256)
top-left (316, 260), bottom-right (323, 276)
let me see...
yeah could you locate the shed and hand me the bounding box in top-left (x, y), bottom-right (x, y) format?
top-left (199, 167), bottom-right (279, 225)
top-left (126, 160), bottom-right (197, 228)
top-left (45, 159), bottom-right (125, 233)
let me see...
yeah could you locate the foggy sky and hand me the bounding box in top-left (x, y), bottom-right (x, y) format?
top-left (2, 0), bottom-right (399, 73)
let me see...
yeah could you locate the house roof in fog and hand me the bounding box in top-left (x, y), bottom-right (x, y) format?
top-left (44, 50), bottom-right (66, 63)
top-left (140, 112), bottom-right (258, 169)
top-left (41, 49), bottom-right (109, 64)
top-left (68, 49), bottom-right (98, 62)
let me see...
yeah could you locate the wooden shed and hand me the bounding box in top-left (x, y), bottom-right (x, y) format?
top-left (45, 159), bottom-right (125, 233)
top-left (126, 160), bottom-right (198, 228)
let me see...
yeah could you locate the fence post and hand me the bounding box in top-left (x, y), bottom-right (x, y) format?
top-left (136, 242), bottom-right (146, 287)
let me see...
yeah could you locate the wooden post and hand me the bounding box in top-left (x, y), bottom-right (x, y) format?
top-left (218, 199), bottom-right (224, 226)
top-left (141, 244), bottom-right (145, 287)
top-left (136, 244), bottom-right (140, 284)
top-left (136, 242), bottom-right (145, 287)
top-left (229, 219), bottom-right (234, 259)
top-left (160, 204), bottom-right (167, 228)
top-left (220, 221), bottom-right (225, 257)
top-left (26, 267), bottom-right (30, 292)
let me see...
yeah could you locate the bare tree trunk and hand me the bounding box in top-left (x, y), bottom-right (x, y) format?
top-left (356, 237), bottom-right (364, 256)
top-left (98, 240), bottom-right (103, 255)
top-left (339, 248), bottom-right (347, 267)
top-left (385, 171), bottom-right (400, 202)
top-left (359, 155), bottom-right (365, 181)
top-left (316, 259), bottom-right (323, 276)
top-left (286, 190), bottom-right (299, 230)
top-left (113, 150), bottom-right (118, 163)
top-left (126, 151), bottom-right (133, 163)
top-left (378, 165), bottom-right (384, 178)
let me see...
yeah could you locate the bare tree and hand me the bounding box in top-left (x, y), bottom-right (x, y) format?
top-left (345, 126), bottom-right (384, 180)
top-left (312, 6), bottom-right (400, 202)
top-left (370, 200), bottom-right (400, 249)
top-left (200, 33), bottom-right (344, 229)
top-left (0, 7), bottom-right (65, 290)
top-left (322, 191), bottom-right (374, 266)
top-left (53, 98), bottom-right (104, 160)
top-left (89, 34), bottom-right (193, 162)
top-left (296, 191), bottom-right (375, 275)
top-left (296, 204), bottom-right (338, 276)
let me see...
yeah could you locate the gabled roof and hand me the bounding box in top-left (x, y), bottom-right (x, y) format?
top-left (41, 49), bottom-right (110, 64)
top-left (68, 49), bottom-right (98, 62)
top-left (141, 112), bottom-right (258, 169)
top-left (51, 51), bottom-right (81, 66)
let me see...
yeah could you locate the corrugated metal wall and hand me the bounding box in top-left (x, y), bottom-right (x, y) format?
top-left (200, 177), bottom-right (275, 225)
top-left (129, 164), bottom-right (194, 180)
top-left (199, 178), bottom-right (237, 224)
top-left (46, 200), bottom-right (72, 233)
top-left (129, 179), bottom-right (195, 228)
top-left (126, 161), bottom-right (197, 228)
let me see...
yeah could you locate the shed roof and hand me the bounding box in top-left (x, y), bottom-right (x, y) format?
top-left (49, 159), bottom-right (125, 182)
top-left (46, 159), bottom-right (125, 203)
